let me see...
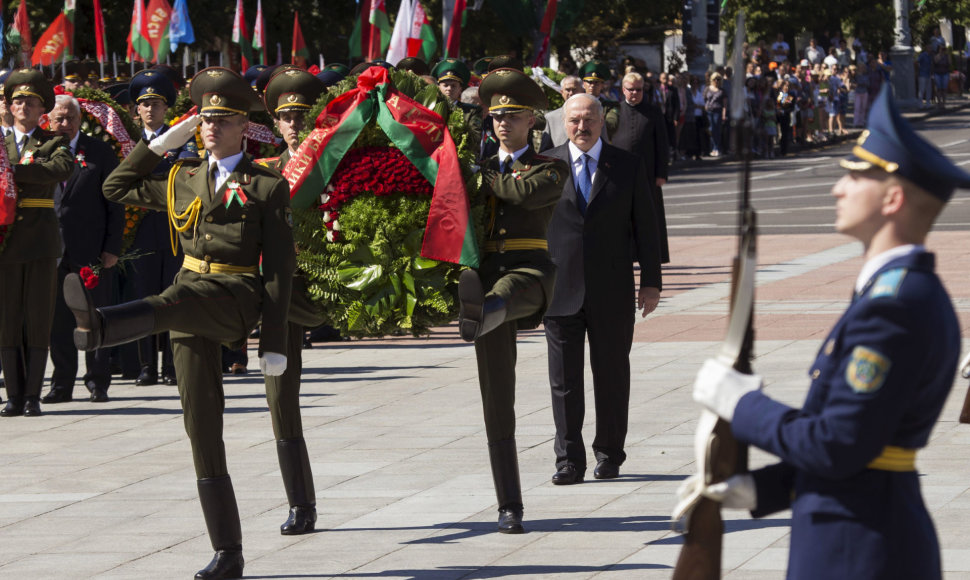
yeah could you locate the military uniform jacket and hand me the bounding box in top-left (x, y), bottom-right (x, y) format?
top-left (479, 146), bottom-right (568, 328)
top-left (732, 250), bottom-right (958, 580)
top-left (103, 141), bottom-right (295, 355)
top-left (0, 129), bottom-right (73, 263)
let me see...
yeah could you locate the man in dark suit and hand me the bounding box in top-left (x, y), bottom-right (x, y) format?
top-left (543, 93), bottom-right (663, 484)
top-left (43, 94), bottom-right (122, 404)
top-left (608, 71), bottom-right (671, 263)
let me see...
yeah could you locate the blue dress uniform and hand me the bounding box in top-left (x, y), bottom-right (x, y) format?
top-left (124, 68), bottom-right (192, 386)
top-left (729, 86), bottom-right (970, 580)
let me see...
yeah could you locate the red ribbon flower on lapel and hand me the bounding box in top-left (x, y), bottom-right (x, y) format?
top-left (223, 180), bottom-right (248, 209)
top-left (20, 149), bottom-right (34, 165)
top-left (75, 150), bottom-right (86, 168)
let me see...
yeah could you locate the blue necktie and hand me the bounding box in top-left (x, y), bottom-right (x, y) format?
top-left (576, 153), bottom-right (592, 214)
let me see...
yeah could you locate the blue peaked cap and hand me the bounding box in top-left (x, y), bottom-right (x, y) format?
top-left (842, 84), bottom-right (970, 202)
top-left (129, 69), bottom-right (176, 106)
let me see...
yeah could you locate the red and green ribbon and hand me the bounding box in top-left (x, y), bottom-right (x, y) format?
top-left (224, 181), bottom-right (248, 208)
top-left (282, 66), bottom-right (479, 268)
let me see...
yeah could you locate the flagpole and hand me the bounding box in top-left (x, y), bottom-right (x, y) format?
top-left (113, 53), bottom-right (118, 78)
top-left (182, 46), bottom-right (188, 78)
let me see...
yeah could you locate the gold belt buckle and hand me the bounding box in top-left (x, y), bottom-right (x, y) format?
top-left (199, 261), bottom-right (209, 274)
top-left (495, 239), bottom-right (506, 253)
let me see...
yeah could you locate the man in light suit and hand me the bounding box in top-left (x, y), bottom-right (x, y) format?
top-left (543, 93), bottom-right (663, 484)
top-left (542, 75), bottom-right (582, 150)
top-left (43, 94), bottom-right (122, 404)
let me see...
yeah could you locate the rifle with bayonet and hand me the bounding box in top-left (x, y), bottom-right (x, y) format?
top-left (671, 12), bottom-right (755, 580)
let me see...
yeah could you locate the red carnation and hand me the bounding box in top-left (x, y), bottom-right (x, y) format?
top-left (79, 266), bottom-right (99, 289)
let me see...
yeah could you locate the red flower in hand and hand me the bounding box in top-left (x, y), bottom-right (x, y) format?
top-left (79, 266), bottom-right (99, 289)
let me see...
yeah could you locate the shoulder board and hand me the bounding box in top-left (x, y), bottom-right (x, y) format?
top-left (531, 153), bottom-right (557, 163)
top-left (178, 157), bottom-right (204, 166)
top-left (248, 161), bottom-right (283, 178)
top-left (868, 268), bottom-right (907, 299)
top-left (254, 157), bottom-right (281, 169)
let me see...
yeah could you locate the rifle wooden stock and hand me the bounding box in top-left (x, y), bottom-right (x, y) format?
top-left (959, 384), bottom-right (970, 424)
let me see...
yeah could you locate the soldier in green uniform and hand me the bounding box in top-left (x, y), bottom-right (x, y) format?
top-left (258, 67), bottom-right (327, 536)
top-left (432, 58), bottom-right (483, 156)
top-left (63, 67), bottom-right (294, 580)
top-left (0, 69), bottom-right (74, 417)
top-left (579, 60), bottom-right (619, 119)
top-left (457, 68), bottom-right (568, 534)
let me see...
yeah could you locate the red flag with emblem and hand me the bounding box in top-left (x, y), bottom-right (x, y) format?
top-left (32, 12), bottom-right (69, 66)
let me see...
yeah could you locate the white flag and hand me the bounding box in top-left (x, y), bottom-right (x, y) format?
top-left (386, 0), bottom-right (413, 65)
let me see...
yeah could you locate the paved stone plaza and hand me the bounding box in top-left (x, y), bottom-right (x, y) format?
top-left (2, 231), bottom-right (970, 579)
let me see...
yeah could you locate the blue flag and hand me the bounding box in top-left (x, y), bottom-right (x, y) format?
top-left (169, 0), bottom-right (195, 53)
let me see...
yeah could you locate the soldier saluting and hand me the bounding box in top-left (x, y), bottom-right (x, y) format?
top-left (457, 68), bottom-right (568, 534)
top-left (64, 67), bottom-right (294, 580)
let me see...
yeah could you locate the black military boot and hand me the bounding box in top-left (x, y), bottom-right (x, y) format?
top-left (277, 438), bottom-right (317, 535)
top-left (488, 438), bottom-right (524, 534)
top-left (195, 476), bottom-right (244, 580)
top-left (22, 348), bottom-right (48, 417)
top-left (64, 273), bottom-right (155, 352)
top-left (0, 348), bottom-right (25, 417)
top-left (458, 270), bottom-right (508, 342)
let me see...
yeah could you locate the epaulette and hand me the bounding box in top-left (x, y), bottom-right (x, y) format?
top-left (869, 268), bottom-right (907, 299)
top-left (254, 157), bottom-right (280, 169)
top-left (249, 160), bottom-right (284, 178)
top-left (178, 157), bottom-right (204, 167)
top-left (532, 153), bottom-right (557, 163)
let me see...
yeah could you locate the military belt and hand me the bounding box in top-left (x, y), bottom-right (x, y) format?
top-left (17, 198), bottom-right (55, 208)
top-left (483, 238), bottom-right (548, 253)
top-left (867, 445), bottom-right (916, 472)
top-left (182, 255), bottom-right (258, 275)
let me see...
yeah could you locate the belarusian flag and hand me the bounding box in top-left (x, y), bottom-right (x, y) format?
top-left (348, 0), bottom-right (369, 60)
top-left (252, 0), bottom-right (266, 65)
top-left (62, 0), bottom-right (75, 59)
top-left (127, 0), bottom-right (153, 62)
top-left (413, 2), bottom-right (436, 63)
top-left (368, 0), bottom-right (391, 60)
top-left (32, 12), bottom-right (69, 66)
top-left (442, 0), bottom-right (465, 58)
top-left (145, 0), bottom-right (172, 64)
top-left (291, 12), bottom-right (308, 68)
top-left (231, 0), bottom-right (252, 72)
top-left (93, 0), bottom-right (107, 63)
top-left (7, 0), bottom-right (32, 55)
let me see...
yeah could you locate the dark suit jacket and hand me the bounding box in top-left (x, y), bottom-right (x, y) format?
top-left (55, 133), bottom-right (123, 268)
top-left (544, 141), bottom-right (662, 318)
top-left (609, 100), bottom-right (669, 185)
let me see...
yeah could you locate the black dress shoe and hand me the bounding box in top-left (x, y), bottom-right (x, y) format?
top-left (497, 507), bottom-right (524, 534)
top-left (134, 367), bottom-right (158, 386)
top-left (23, 398), bottom-right (42, 417)
top-left (551, 464), bottom-right (584, 485)
top-left (280, 505), bottom-right (317, 535)
top-left (593, 460), bottom-right (620, 480)
top-left (42, 387), bottom-right (73, 403)
top-left (195, 549), bottom-right (244, 580)
top-left (1, 399), bottom-right (24, 417)
top-left (162, 373), bottom-right (178, 386)
top-left (90, 387), bottom-right (109, 403)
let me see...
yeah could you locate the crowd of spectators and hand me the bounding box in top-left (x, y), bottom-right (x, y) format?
top-left (591, 28), bottom-right (966, 163)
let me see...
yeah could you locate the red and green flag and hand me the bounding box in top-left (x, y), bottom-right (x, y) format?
top-left (32, 12), bottom-right (69, 66)
top-left (532, 0), bottom-right (557, 67)
top-left (291, 12), bottom-right (309, 68)
top-left (443, 0), bottom-right (466, 58)
top-left (281, 66), bottom-right (479, 268)
top-left (7, 0), bottom-right (31, 56)
top-left (93, 0), bottom-right (107, 63)
top-left (145, 0), bottom-right (172, 64)
top-left (349, 0), bottom-right (391, 61)
top-left (62, 0), bottom-right (75, 59)
top-left (231, 0), bottom-right (252, 72)
top-left (252, 0), bottom-right (266, 65)
top-left (127, 0), bottom-right (153, 62)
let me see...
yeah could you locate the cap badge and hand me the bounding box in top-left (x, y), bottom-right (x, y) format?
top-left (210, 94), bottom-right (223, 106)
top-left (207, 70), bottom-right (224, 78)
top-left (285, 69), bottom-right (301, 77)
top-left (145, 72), bottom-right (156, 77)
top-left (287, 94), bottom-right (298, 103)
top-left (499, 95), bottom-right (510, 105)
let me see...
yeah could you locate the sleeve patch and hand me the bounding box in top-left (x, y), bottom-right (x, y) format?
top-left (846, 345), bottom-right (891, 394)
top-left (869, 268), bottom-right (907, 299)
top-left (285, 207), bottom-right (294, 229)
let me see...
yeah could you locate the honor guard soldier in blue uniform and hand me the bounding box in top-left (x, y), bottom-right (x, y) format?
top-left (65, 67), bottom-right (295, 580)
top-left (687, 85), bottom-right (970, 580)
top-left (0, 69), bottom-right (74, 417)
top-left (458, 68), bottom-right (568, 534)
top-left (258, 66), bottom-right (327, 535)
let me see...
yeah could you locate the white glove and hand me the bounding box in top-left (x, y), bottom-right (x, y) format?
top-left (259, 352), bottom-right (287, 376)
top-left (148, 114), bottom-right (201, 155)
top-left (692, 358), bottom-right (763, 422)
top-left (676, 473), bottom-right (757, 510)
top-left (702, 473), bottom-right (757, 510)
